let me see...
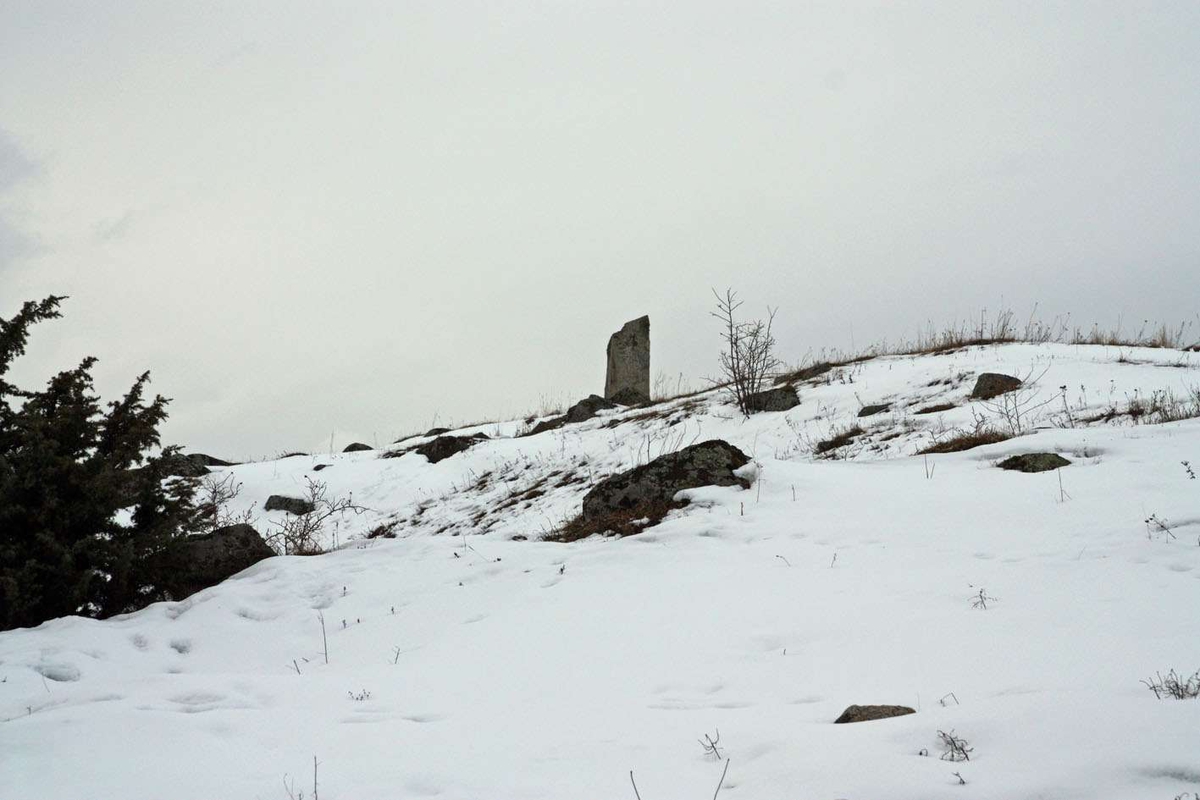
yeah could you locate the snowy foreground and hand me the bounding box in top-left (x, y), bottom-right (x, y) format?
top-left (3, 343), bottom-right (1199, 800)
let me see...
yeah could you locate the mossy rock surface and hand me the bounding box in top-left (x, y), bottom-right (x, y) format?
top-left (998, 452), bottom-right (1071, 473)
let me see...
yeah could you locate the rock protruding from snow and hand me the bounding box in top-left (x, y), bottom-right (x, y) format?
top-left (566, 394), bottom-right (616, 424)
top-left (264, 495), bottom-right (315, 515)
top-left (970, 372), bottom-right (1023, 400)
top-left (745, 386), bottom-right (800, 413)
top-left (604, 316), bottom-right (650, 402)
top-left (581, 439), bottom-right (750, 520)
top-left (416, 434), bottom-right (488, 464)
top-left (998, 453), bottom-right (1071, 473)
top-left (857, 402), bottom-right (891, 417)
top-left (161, 452), bottom-right (235, 477)
top-left (157, 524), bottom-right (275, 600)
top-left (833, 704), bottom-right (916, 724)
top-left (342, 442), bottom-right (373, 453)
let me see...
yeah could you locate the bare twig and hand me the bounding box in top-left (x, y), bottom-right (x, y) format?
top-left (698, 728), bottom-right (722, 759)
top-left (712, 759), bottom-right (731, 800)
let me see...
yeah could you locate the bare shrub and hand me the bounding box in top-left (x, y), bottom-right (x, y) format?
top-left (976, 367), bottom-right (1060, 435)
top-left (698, 728), bottom-right (722, 759)
top-left (937, 729), bottom-right (973, 762)
top-left (193, 472), bottom-right (254, 533)
top-left (266, 477), bottom-right (367, 555)
top-left (711, 288), bottom-right (780, 416)
top-left (1142, 669), bottom-right (1200, 700)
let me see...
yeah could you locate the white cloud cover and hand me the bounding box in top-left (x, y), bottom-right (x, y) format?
top-left (1, 1), bottom-right (1198, 459)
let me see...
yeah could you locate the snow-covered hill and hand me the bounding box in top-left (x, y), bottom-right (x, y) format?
top-left (3, 343), bottom-right (1199, 799)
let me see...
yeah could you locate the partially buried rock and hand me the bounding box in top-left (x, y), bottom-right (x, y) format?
top-left (416, 434), bottom-right (488, 464)
top-left (424, 427), bottom-right (451, 437)
top-left (858, 403), bottom-right (891, 417)
top-left (156, 524), bottom-right (275, 600)
top-left (160, 452), bottom-right (235, 478)
top-left (565, 394), bottom-right (616, 424)
top-left (581, 439), bottom-right (751, 520)
top-left (524, 417), bottom-right (566, 436)
top-left (970, 373), bottom-right (1022, 400)
top-left (998, 453), bottom-right (1071, 473)
top-left (834, 705), bottom-right (916, 724)
top-left (264, 495), bottom-right (316, 515)
top-left (342, 442), bottom-right (372, 453)
top-left (744, 387), bottom-right (799, 413)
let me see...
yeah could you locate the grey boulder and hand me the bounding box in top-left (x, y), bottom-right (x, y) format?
top-left (264, 495), bottom-right (316, 515)
top-left (157, 524), bottom-right (275, 600)
top-left (416, 433), bottom-right (488, 464)
top-left (342, 442), bottom-right (373, 453)
top-left (581, 440), bottom-right (751, 520)
top-left (565, 394), bottom-right (616, 424)
top-left (998, 453), bottom-right (1071, 473)
top-left (970, 373), bottom-right (1023, 400)
top-left (745, 387), bottom-right (799, 413)
top-left (857, 403), bottom-right (891, 417)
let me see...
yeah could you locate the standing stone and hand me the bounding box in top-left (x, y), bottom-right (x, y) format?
top-left (604, 316), bottom-right (650, 403)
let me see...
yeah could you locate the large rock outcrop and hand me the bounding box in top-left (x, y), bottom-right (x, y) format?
top-left (581, 439), bottom-right (751, 521)
top-left (156, 524), bottom-right (275, 600)
top-left (604, 316), bottom-right (650, 402)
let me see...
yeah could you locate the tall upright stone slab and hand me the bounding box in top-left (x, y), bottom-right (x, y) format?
top-left (604, 315), bottom-right (650, 403)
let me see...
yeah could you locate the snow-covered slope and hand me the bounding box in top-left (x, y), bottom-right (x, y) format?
top-left (3, 343), bottom-right (1199, 799)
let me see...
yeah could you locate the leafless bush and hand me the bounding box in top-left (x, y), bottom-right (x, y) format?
top-left (1145, 513), bottom-right (1176, 542)
top-left (937, 729), bottom-right (973, 762)
top-left (1142, 669), bottom-right (1200, 699)
top-left (698, 728), bottom-right (722, 759)
top-left (193, 472), bottom-right (255, 533)
top-left (711, 288), bottom-right (780, 416)
top-left (282, 756), bottom-right (319, 800)
top-left (977, 367), bottom-right (1059, 435)
top-left (266, 477), bottom-right (367, 555)
top-left (971, 588), bottom-right (997, 609)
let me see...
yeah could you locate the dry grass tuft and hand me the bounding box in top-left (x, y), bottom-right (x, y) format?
top-left (543, 499), bottom-right (686, 543)
top-left (814, 425), bottom-right (865, 457)
top-left (919, 428), bottom-right (1013, 454)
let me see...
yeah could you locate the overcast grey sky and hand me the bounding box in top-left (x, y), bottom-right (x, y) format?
top-left (2, 1), bottom-right (1198, 459)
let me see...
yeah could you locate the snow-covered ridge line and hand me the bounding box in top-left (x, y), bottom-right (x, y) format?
top-left (213, 342), bottom-right (1199, 549)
